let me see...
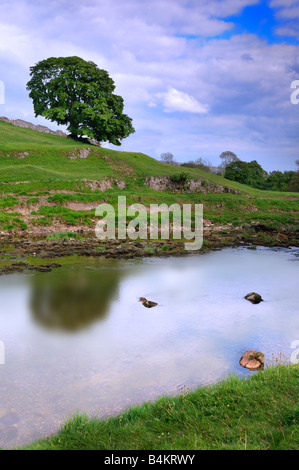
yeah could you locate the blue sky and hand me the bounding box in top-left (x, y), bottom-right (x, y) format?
top-left (0, 0), bottom-right (298, 171)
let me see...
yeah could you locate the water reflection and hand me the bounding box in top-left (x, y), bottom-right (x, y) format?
top-left (0, 247), bottom-right (298, 449)
top-left (30, 265), bottom-right (122, 331)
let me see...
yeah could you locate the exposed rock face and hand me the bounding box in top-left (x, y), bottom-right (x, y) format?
top-left (0, 116), bottom-right (67, 138)
top-left (144, 176), bottom-right (240, 194)
top-left (67, 148), bottom-right (92, 160)
top-left (83, 178), bottom-right (126, 191)
top-left (244, 292), bottom-right (263, 304)
top-left (1, 116), bottom-right (102, 146)
top-left (239, 350), bottom-right (265, 370)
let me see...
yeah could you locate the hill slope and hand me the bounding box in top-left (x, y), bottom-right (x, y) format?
top-left (0, 119), bottom-right (298, 243)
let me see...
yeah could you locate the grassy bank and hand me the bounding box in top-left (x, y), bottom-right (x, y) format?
top-left (0, 120), bottom-right (298, 238)
top-left (21, 364), bottom-right (298, 450)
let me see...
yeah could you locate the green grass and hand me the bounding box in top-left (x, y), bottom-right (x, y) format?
top-left (0, 196), bottom-right (20, 209)
top-left (45, 231), bottom-right (84, 241)
top-left (0, 119), bottom-right (298, 233)
top-left (21, 364), bottom-right (299, 450)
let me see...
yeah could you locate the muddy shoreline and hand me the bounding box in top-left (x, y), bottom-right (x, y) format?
top-left (0, 224), bottom-right (298, 276)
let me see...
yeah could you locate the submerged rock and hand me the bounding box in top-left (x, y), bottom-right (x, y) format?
top-left (239, 350), bottom-right (265, 371)
top-left (139, 297), bottom-right (158, 308)
top-left (244, 292), bottom-right (263, 304)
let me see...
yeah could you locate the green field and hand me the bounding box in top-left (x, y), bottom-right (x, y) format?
top-left (0, 119), bottom-right (298, 237)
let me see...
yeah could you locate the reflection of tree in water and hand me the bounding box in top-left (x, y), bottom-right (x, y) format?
top-left (30, 267), bottom-right (122, 331)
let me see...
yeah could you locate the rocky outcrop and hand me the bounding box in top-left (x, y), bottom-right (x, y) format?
top-left (0, 116), bottom-right (67, 138)
top-left (67, 148), bottom-right (92, 160)
top-left (0, 116), bottom-right (103, 146)
top-left (144, 176), bottom-right (240, 194)
top-left (83, 178), bottom-right (126, 191)
top-left (239, 350), bottom-right (265, 370)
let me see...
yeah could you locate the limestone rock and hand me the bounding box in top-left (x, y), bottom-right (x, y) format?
top-left (239, 350), bottom-right (264, 370)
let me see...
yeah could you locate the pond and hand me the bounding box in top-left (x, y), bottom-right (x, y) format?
top-left (0, 246), bottom-right (298, 448)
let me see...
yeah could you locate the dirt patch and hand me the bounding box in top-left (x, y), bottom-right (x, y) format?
top-left (65, 202), bottom-right (101, 211)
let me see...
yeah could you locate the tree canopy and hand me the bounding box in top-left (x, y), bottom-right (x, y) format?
top-left (219, 150), bottom-right (239, 168)
top-left (26, 56), bottom-right (135, 145)
top-left (160, 152), bottom-right (176, 165)
top-left (224, 159), bottom-right (298, 191)
top-left (224, 160), bottom-right (265, 188)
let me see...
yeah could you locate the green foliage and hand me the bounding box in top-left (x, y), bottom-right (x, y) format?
top-left (225, 159), bottom-right (298, 192)
top-left (219, 150), bottom-right (239, 168)
top-left (0, 196), bottom-right (20, 208)
top-left (26, 56), bottom-right (135, 145)
top-left (180, 157), bottom-right (211, 172)
top-left (144, 246), bottom-right (155, 254)
top-left (36, 205), bottom-right (94, 226)
top-left (225, 160), bottom-right (265, 189)
top-left (289, 171), bottom-right (299, 192)
top-left (46, 232), bottom-right (83, 241)
top-left (170, 173), bottom-right (189, 186)
top-left (0, 210), bottom-right (27, 230)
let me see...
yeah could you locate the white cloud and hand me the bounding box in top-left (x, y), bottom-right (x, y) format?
top-left (160, 88), bottom-right (210, 114)
top-left (0, 0), bottom-right (298, 171)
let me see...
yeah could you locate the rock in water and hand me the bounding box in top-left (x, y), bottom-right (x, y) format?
top-left (239, 350), bottom-right (265, 370)
top-left (139, 297), bottom-right (158, 308)
top-left (244, 292), bottom-right (263, 304)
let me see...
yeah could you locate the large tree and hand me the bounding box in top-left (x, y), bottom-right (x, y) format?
top-left (26, 56), bottom-right (135, 145)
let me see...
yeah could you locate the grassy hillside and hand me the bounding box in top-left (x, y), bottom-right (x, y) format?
top-left (0, 120), bottom-right (298, 237)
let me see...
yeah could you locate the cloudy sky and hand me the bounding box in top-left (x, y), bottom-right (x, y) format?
top-left (0, 0), bottom-right (298, 171)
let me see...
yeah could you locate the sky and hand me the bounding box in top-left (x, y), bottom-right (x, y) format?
top-left (0, 0), bottom-right (298, 172)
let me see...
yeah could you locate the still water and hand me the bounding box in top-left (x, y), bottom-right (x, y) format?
top-left (0, 246), bottom-right (298, 448)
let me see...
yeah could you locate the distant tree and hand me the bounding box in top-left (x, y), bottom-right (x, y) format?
top-left (180, 160), bottom-right (197, 168)
top-left (288, 172), bottom-right (299, 191)
top-left (194, 157), bottom-right (212, 171)
top-left (219, 150), bottom-right (239, 168)
top-left (181, 157), bottom-right (211, 172)
top-left (224, 160), bottom-right (250, 185)
top-left (247, 160), bottom-right (267, 188)
top-left (26, 56), bottom-right (135, 145)
top-left (225, 159), bottom-right (266, 188)
top-left (264, 170), bottom-right (295, 191)
top-left (288, 161), bottom-right (299, 191)
top-left (160, 152), bottom-right (176, 165)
